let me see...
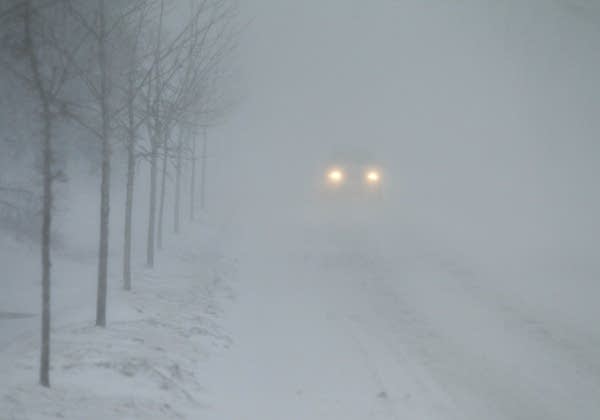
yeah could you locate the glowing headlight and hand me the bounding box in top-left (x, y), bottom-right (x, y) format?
top-left (366, 170), bottom-right (380, 183)
top-left (328, 169), bottom-right (344, 183)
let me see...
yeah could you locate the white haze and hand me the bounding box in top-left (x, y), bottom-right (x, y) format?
top-left (2, 0), bottom-right (600, 418)
top-left (215, 0), bottom-right (600, 270)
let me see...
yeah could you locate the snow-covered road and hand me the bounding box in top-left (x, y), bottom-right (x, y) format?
top-left (204, 221), bottom-right (600, 420)
top-left (2, 218), bottom-right (599, 419)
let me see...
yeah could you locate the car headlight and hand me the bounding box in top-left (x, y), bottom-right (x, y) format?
top-left (327, 169), bottom-right (344, 184)
top-left (365, 170), bottom-right (380, 184)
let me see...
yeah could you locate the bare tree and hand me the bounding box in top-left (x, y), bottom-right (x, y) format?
top-left (190, 127), bottom-right (197, 221)
top-left (1, 0), bottom-right (79, 387)
top-left (96, 0), bottom-right (111, 327)
top-left (200, 128), bottom-right (208, 210)
top-left (25, 0), bottom-right (53, 386)
top-left (173, 126), bottom-right (186, 233)
top-left (119, 1), bottom-right (153, 291)
top-left (145, 0), bottom-right (165, 266)
top-left (63, 0), bottom-right (143, 326)
top-left (157, 124), bottom-right (169, 249)
top-left (0, 0), bottom-right (239, 388)
top-left (162, 0), bottom-right (240, 235)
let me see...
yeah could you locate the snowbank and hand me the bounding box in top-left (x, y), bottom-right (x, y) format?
top-left (0, 224), bottom-right (237, 419)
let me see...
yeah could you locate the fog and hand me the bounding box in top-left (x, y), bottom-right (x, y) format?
top-left (2, 0), bottom-right (600, 418)
top-left (215, 0), bottom-right (600, 268)
top-left (209, 0), bottom-right (600, 318)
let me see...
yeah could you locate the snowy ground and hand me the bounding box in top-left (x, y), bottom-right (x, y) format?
top-left (2, 216), bottom-right (600, 419)
top-left (202, 218), bottom-right (600, 420)
top-left (0, 223), bottom-right (237, 419)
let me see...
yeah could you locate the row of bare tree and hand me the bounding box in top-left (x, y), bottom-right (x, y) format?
top-left (0, 0), bottom-right (238, 388)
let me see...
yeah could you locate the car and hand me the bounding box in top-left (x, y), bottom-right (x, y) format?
top-left (298, 148), bottom-right (385, 264)
top-left (305, 147), bottom-right (386, 232)
top-left (319, 148), bottom-right (384, 203)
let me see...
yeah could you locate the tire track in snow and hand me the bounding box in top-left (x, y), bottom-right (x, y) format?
top-left (361, 252), bottom-right (600, 419)
top-left (432, 256), bottom-right (600, 383)
top-left (342, 315), bottom-right (466, 420)
top-left (342, 323), bottom-right (402, 420)
top-left (301, 247), bottom-right (463, 420)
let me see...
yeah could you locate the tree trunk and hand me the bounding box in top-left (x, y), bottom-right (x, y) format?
top-left (174, 133), bottom-right (182, 234)
top-left (157, 142), bottom-right (167, 249)
top-left (150, 0), bottom-right (165, 256)
top-left (146, 137), bottom-right (157, 267)
top-left (40, 115), bottom-right (52, 387)
top-left (123, 92), bottom-right (135, 290)
top-left (200, 129), bottom-right (207, 210)
top-left (190, 132), bottom-right (196, 222)
top-left (123, 10), bottom-right (144, 289)
top-left (24, 0), bottom-right (52, 387)
top-left (96, 0), bottom-right (110, 328)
